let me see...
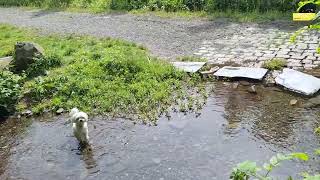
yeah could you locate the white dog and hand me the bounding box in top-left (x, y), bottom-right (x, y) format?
top-left (68, 108), bottom-right (89, 146)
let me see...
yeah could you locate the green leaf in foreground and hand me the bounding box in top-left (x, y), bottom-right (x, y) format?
top-left (289, 153), bottom-right (309, 161)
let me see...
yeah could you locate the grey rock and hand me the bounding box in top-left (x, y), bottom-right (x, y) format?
top-left (10, 42), bottom-right (44, 73)
top-left (247, 85), bottom-right (257, 94)
top-left (275, 68), bottom-right (320, 96)
top-left (289, 99), bottom-right (298, 106)
top-left (56, 108), bottom-right (64, 114)
top-left (239, 81), bottom-right (251, 86)
top-left (304, 95), bottom-right (320, 108)
top-left (232, 82), bottom-right (239, 89)
top-left (264, 70), bottom-right (281, 85)
top-left (21, 110), bottom-right (33, 117)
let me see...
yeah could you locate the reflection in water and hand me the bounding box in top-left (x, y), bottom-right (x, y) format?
top-left (219, 82), bottom-right (319, 148)
top-left (79, 145), bottom-right (100, 175)
top-left (0, 82), bottom-right (319, 180)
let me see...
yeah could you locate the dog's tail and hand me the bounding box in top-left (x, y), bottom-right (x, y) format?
top-left (69, 107), bottom-right (79, 117)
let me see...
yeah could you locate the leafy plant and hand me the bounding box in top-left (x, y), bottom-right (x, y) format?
top-left (315, 127), bottom-right (320, 135)
top-left (25, 55), bottom-right (62, 78)
top-left (176, 56), bottom-right (207, 62)
top-left (230, 153), bottom-right (310, 180)
top-left (263, 58), bottom-right (287, 70)
top-left (0, 70), bottom-right (23, 117)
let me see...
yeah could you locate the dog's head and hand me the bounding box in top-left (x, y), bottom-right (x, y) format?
top-left (72, 112), bottom-right (88, 125)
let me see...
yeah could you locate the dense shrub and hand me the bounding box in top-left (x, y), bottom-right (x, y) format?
top-left (0, 0), bottom-right (295, 12)
top-left (0, 71), bottom-right (22, 117)
top-left (111, 0), bottom-right (295, 12)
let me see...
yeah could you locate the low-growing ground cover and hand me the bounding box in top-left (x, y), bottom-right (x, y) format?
top-left (0, 24), bottom-right (206, 123)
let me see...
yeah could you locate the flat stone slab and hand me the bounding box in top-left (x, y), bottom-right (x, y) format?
top-left (0, 56), bottom-right (13, 69)
top-left (213, 66), bottom-right (268, 80)
top-left (172, 62), bottom-right (206, 73)
top-left (275, 68), bottom-right (320, 96)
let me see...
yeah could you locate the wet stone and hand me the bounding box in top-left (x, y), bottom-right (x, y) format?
top-left (247, 85), bottom-right (257, 94)
top-left (232, 82), bottom-right (239, 89)
top-left (304, 95), bottom-right (320, 108)
top-left (21, 110), bottom-right (33, 117)
top-left (56, 108), bottom-right (64, 114)
top-left (289, 99), bottom-right (298, 106)
top-left (275, 68), bottom-right (320, 96)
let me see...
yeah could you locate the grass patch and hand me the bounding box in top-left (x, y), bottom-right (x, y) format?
top-left (263, 58), bottom-right (287, 70)
top-left (122, 9), bottom-right (290, 22)
top-left (207, 10), bottom-right (291, 22)
top-left (130, 9), bottom-right (208, 19)
top-left (176, 56), bottom-right (207, 62)
top-left (0, 24), bottom-right (206, 123)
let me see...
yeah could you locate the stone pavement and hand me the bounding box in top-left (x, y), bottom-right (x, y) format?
top-left (194, 26), bottom-right (320, 70)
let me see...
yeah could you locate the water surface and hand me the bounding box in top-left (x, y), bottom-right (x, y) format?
top-left (0, 82), bottom-right (319, 180)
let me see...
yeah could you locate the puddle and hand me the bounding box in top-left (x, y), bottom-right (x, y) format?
top-left (0, 82), bottom-right (319, 180)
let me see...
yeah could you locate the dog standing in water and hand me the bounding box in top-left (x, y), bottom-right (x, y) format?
top-left (68, 108), bottom-right (89, 146)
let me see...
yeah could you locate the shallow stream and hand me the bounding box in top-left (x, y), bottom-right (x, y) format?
top-left (0, 82), bottom-right (319, 180)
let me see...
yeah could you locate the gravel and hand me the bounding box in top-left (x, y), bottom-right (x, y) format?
top-left (0, 7), bottom-right (301, 60)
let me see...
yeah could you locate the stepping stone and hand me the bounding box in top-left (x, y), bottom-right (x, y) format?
top-left (172, 62), bottom-right (206, 73)
top-left (213, 66), bottom-right (268, 80)
top-left (275, 68), bottom-right (320, 96)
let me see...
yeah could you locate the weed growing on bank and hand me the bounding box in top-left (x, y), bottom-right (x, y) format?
top-left (263, 58), bottom-right (287, 70)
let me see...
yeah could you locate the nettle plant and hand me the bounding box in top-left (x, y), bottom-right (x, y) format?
top-left (230, 153), bottom-right (320, 180)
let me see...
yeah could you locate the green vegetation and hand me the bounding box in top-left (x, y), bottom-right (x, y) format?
top-left (0, 70), bottom-right (23, 116)
top-left (290, 27), bottom-right (307, 43)
top-left (176, 56), bottom-right (207, 62)
top-left (231, 153), bottom-right (320, 180)
top-left (0, 24), bottom-right (206, 122)
top-left (0, 0), bottom-right (295, 12)
top-left (0, 0), bottom-right (294, 20)
top-left (263, 58), bottom-right (287, 70)
top-left (290, 23), bottom-right (320, 54)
